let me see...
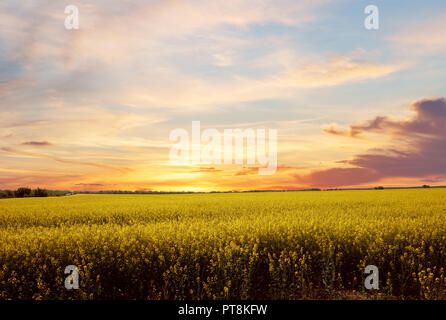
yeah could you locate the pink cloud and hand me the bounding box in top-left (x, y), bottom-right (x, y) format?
top-left (298, 98), bottom-right (446, 187)
top-left (21, 141), bottom-right (52, 147)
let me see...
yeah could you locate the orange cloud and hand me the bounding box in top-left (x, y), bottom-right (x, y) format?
top-left (323, 116), bottom-right (389, 137)
top-left (1, 147), bottom-right (132, 173)
top-left (235, 165), bottom-right (298, 176)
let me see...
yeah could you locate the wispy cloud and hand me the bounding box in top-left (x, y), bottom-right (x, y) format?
top-left (236, 165), bottom-right (298, 176)
top-left (276, 57), bottom-right (400, 88)
top-left (391, 13), bottom-right (446, 56)
top-left (21, 141), bottom-right (52, 147)
top-left (1, 147), bottom-right (132, 173)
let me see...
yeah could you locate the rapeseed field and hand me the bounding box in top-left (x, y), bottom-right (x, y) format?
top-left (0, 189), bottom-right (445, 299)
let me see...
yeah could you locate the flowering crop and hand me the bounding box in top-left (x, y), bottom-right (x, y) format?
top-left (0, 189), bottom-right (445, 299)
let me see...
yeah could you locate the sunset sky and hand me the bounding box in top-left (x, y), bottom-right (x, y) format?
top-left (1, 0), bottom-right (446, 191)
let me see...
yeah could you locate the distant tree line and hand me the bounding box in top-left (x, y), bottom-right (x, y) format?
top-left (0, 187), bottom-right (71, 199)
top-left (0, 185), bottom-right (436, 199)
top-left (77, 188), bottom-right (322, 195)
top-left (78, 190), bottom-right (202, 195)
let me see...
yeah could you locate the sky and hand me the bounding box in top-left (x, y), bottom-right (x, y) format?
top-left (1, 0), bottom-right (446, 192)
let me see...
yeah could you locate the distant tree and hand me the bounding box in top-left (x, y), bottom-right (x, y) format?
top-left (422, 185), bottom-right (430, 188)
top-left (374, 186), bottom-right (384, 190)
top-left (32, 188), bottom-right (49, 197)
top-left (15, 187), bottom-right (32, 198)
top-left (5, 190), bottom-right (14, 198)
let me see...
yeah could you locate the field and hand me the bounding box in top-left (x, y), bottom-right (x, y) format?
top-left (1, 189), bottom-right (446, 300)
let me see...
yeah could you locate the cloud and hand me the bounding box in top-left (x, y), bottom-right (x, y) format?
top-left (21, 141), bottom-right (52, 147)
top-left (0, 1), bottom-right (435, 192)
top-left (1, 147), bottom-right (132, 173)
top-left (391, 13), bottom-right (446, 56)
top-left (0, 172), bottom-right (85, 190)
top-left (0, 0), bottom-right (331, 69)
top-left (298, 98), bottom-right (446, 187)
top-left (324, 98), bottom-right (446, 138)
top-left (191, 167), bottom-right (222, 173)
top-left (276, 57), bottom-right (400, 88)
top-left (236, 165), bottom-right (298, 176)
top-left (1, 0), bottom-right (386, 115)
top-left (322, 125), bottom-right (350, 137)
top-left (123, 55), bottom-right (401, 110)
top-left (212, 53), bottom-right (233, 67)
top-left (235, 167), bottom-right (260, 176)
top-left (323, 116), bottom-right (389, 137)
